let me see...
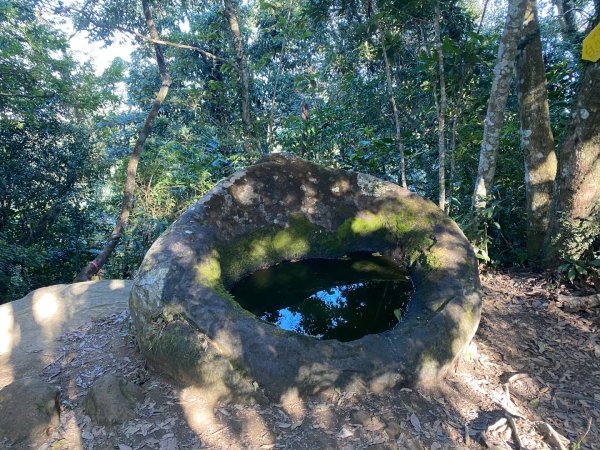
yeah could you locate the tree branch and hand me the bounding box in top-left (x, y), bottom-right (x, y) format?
top-left (0, 92), bottom-right (56, 98)
top-left (126, 28), bottom-right (228, 63)
top-left (74, 0), bottom-right (173, 282)
top-left (59, 4), bottom-right (229, 64)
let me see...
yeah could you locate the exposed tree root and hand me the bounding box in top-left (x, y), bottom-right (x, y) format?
top-left (557, 293), bottom-right (600, 312)
top-left (534, 421), bottom-right (570, 450)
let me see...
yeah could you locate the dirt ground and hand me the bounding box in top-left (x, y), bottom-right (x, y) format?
top-left (19, 270), bottom-right (600, 449)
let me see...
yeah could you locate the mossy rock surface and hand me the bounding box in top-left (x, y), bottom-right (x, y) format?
top-left (129, 154), bottom-right (481, 400)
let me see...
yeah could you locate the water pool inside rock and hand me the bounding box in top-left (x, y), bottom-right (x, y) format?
top-left (229, 252), bottom-right (413, 342)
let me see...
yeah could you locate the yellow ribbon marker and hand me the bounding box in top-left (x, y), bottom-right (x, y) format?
top-left (582, 22), bottom-right (600, 62)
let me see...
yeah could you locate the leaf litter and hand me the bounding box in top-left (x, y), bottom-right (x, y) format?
top-left (24, 269), bottom-right (599, 449)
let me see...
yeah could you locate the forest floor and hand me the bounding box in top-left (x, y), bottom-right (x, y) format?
top-left (31, 269), bottom-right (600, 450)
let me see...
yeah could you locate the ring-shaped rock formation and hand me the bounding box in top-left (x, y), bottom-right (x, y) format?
top-left (130, 154), bottom-right (481, 400)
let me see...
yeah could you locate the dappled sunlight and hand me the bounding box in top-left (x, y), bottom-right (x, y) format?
top-left (235, 407), bottom-right (274, 446)
top-left (179, 388), bottom-right (218, 431)
top-left (179, 386), bottom-right (245, 448)
top-left (428, 270), bottom-right (600, 446)
top-left (0, 303), bottom-right (19, 385)
top-left (0, 280), bottom-right (131, 390)
top-left (59, 413), bottom-right (84, 449)
top-left (131, 154), bottom-right (481, 402)
top-left (214, 327), bottom-right (244, 360)
top-left (65, 281), bottom-right (92, 297)
top-left (109, 279), bottom-right (128, 290)
top-left (119, 154), bottom-right (491, 447)
top-left (32, 292), bottom-right (61, 325)
top-left (279, 387), bottom-right (307, 423)
top-left (0, 302), bottom-right (20, 357)
top-left (330, 178), bottom-right (351, 196)
top-left (193, 250), bottom-right (222, 289)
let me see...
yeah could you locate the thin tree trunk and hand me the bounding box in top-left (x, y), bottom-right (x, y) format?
top-left (552, 0), bottom-right (579, 41)
top-left (223, 0), bottom-right (253, 150)
top-left (75, 0), bottom-right (171, 281)
top-left (516, 0), bottom-right (558, 265)
top-left (477, 0), bottom-right (490, 34)
top-left (300, 100), bottom-right (309, 157)
top-left (447, 112), bottom-right (459, 215)
top-left (434, 0), bottom-right (447, 210)
top-left (471, 0), bottom-right (528, 216)
top-left (447, 7), bottom-right (487, 215)
top-left (380, 31), bottom-right (408, 188)
top-left (266, 9), bottom-right (292, 149)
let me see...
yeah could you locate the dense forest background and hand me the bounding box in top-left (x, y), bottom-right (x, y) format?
top-left (1, 0), bottom-right (598, 303)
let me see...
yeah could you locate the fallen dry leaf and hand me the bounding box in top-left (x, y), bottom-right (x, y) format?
top-left (410, 413), bottom-right (421, 433)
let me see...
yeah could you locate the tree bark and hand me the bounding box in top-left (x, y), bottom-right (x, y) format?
top-left (541, 9), bottom-right (600, 267)
top-left (380, 31), bottom-right (408, 189)
top-left (266, 9), bottom-right (292, 150)
top-left (75, 0), bottom-right (171, 281)
top-left (434, 0), bottom-right (447, 210)
top-left (300, 100), bottom-right (309, 157)
top-left (516, 0), bottom-right (557, 265)
top-left (447, 112), bottom-right (458, 215)
top-left (471, 0), bottom-right (528, 214)
top-left (543, 58), bottom-right (600, 265)
top-left (552, 0), bottom-right (579, 41)
top-left (223, 0), bottom-right (253, 150)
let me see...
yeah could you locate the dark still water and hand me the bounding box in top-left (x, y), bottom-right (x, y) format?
top-left (229, 252), bottom-right (413, 342)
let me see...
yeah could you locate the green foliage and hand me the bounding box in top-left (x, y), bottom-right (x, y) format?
top-left (554, 211), bottom-right (600, 284)
top-left (460, 184), bottom-right (527, 267)
top-left (2, 0), bottom-right (598, 301)
top-left (0, 0), bottom-right (123, 302)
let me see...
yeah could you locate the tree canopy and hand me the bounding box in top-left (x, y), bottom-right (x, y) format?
top-left (1, 0), bottom-right (599, 302)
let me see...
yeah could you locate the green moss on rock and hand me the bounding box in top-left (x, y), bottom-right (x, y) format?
top-left (217, 210), bottom-right (436, 286)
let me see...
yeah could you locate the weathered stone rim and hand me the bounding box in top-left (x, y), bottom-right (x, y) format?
top-left (130, 154), bottom-right (482, 399)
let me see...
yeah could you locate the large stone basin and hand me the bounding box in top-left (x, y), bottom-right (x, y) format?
top-left (129, 154), bottom-right (481, 399)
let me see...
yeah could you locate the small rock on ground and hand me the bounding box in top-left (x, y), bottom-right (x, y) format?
top-left (84, 373), bottom-right (145, 426)
top-left (0, 378), bottom-right (60, 447)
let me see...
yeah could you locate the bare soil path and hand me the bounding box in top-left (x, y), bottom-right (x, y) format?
top-left (2, 270), bottom-right (598, 449)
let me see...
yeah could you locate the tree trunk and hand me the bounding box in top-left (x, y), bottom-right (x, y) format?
top-left (543, 57), bottom-right (600, 265)
top-left (544, 61), bottom-right (600, 268)
top-left (516, 0), bottom-right (557, 265)
top-left (552, 0), bottom-right (579, 41)
top-left (471, 0), bottom-right (528, 214)
top-left (223, 0), bottom-right (253, 150)
top-left (75, 0), bottom-right (171, 281)
top-left (447, 112), bottom-right (459, 216)
top-left (266, 9), bottom-right (292, 150)
top-left (434, 0), bottom-right (447, 210)
top-left (300, 100), bottom-right (309, 157)
top-left (380, 31), bottom-right (408, 189)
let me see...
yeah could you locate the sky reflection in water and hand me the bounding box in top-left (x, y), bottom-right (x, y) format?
top-left (230, 253), bottom-right (413, 342)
